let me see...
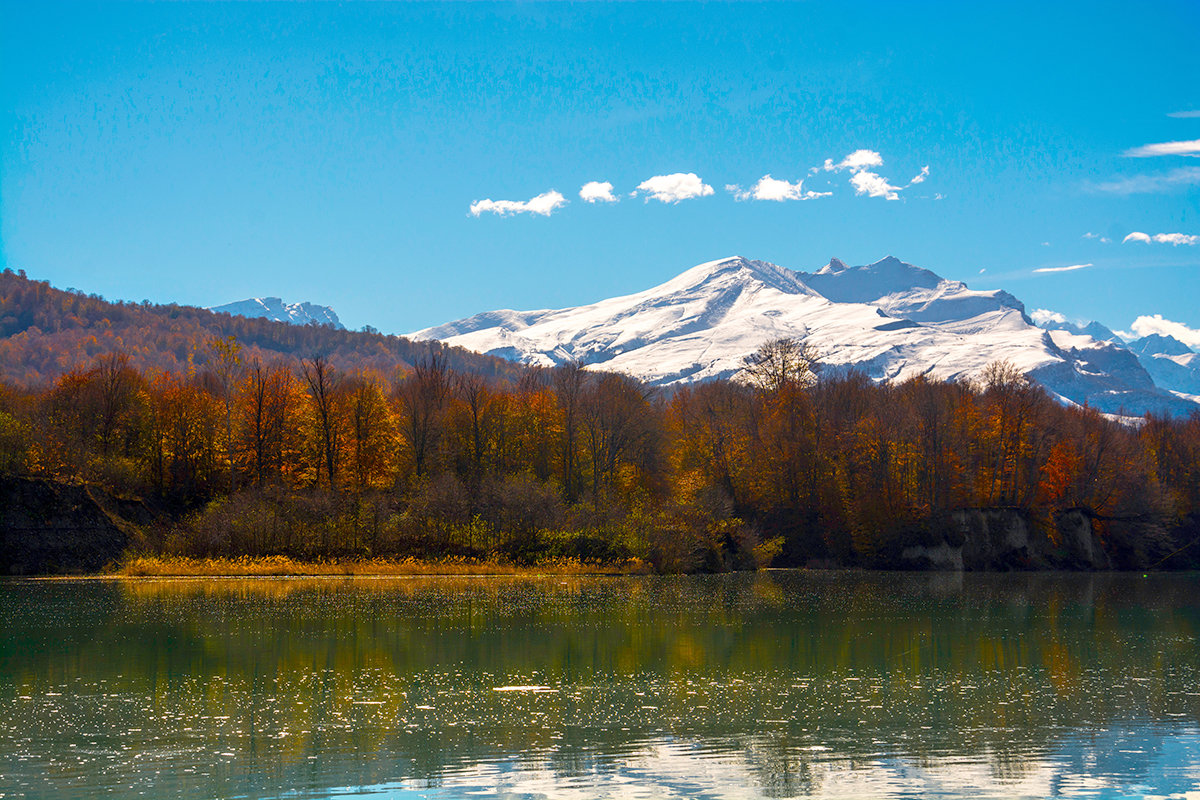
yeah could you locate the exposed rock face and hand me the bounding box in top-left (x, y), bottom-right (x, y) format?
top-left (897, 508), bottom-right (1112, 571)
top-left (0, 478), bottom-right (131, 574)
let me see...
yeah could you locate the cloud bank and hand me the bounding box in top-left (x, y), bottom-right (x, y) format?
top-left (1123, 231), bottom-right (1199, 246)
top-left (850, 170), bottom-right (903, 200)
top-left (728, 175), bottom-right (831, 202)
top-left (470, 190), bottom-right (567, 217)
top-left (579, 181), bottom-right (617, 203)
top-left (633, 173), bottom-right (715, 203)
top-left (1124, 139), bottom-right (1200, 158)
top-left (822, 149), bottom-right (924, 201)
top-left (1127, 315), bottom-right (1200, 349)
top-left (1031, 309), bottom-right (1070, 326)
top-left (474, 154), bottom-right (932, 217)
top-left (823, 150), bottom-right (884, 172)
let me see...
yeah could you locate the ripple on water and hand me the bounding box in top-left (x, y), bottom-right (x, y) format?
top-left (1, 573), bottom-right (1199, 799)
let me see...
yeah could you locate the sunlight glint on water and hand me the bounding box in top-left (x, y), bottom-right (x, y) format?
top-left (1, 572), bottom-right (1198, 799)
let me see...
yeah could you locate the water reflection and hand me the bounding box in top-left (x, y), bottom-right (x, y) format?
top-left (0, 572), bottom-right (1197, 799)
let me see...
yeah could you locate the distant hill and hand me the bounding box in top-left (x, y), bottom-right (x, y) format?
top-left (0, 269), bottom-right (523, 387)
top-left (209, 297), bottom-right (344, 329)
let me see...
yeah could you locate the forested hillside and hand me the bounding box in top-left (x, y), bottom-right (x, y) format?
top-left (1, 318), bottom-right (1198, 572)
top-left (0, 269), bottom-right (522, 386)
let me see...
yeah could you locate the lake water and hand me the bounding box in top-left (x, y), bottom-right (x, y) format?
top-left (1, 572), bottom-right (1198, 799)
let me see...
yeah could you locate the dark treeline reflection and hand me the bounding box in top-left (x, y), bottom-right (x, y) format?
top-left (1, 573), bottom-right (1198, 798)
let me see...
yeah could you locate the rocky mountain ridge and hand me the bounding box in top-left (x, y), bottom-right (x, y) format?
top-left (412, 255), bottom-right (1198, 417)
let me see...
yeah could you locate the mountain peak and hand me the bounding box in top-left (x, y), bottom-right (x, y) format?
top-left (802, 255), bottom-right (943, 303)
top-left (1130, 333), bottom-right (1194, 357)
top-left (661, 256), bottom-right (811, 297)
top-left (209, 297), bottom-right (344, 329)
top-left (410, 253), bottom-right (1198, 416)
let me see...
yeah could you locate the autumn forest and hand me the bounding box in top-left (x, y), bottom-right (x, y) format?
top-left (2, 269), bottom-right (1199, 572)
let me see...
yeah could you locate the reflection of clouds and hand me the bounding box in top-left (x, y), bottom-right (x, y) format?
top-left (313, 728), bottom-right (1200, 800)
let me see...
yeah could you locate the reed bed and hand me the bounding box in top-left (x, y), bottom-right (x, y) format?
top-left (115, 554), bottom-right (647, 577)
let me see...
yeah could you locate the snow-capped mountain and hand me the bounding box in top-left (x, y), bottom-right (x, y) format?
top-left (209, 297), bottom-right (344, 329)
top-left (411, 255), bottom-right (1198, 416)
top-left (1126, 334), bottom-right (1200, 400)
top-left (1029, 321), bottom-right (1200, 406)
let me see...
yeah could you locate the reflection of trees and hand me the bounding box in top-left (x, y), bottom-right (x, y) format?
top-left (0, 573), bottom-right (1198, 798)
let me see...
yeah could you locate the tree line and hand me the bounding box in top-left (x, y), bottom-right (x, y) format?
top-left (0, 268), bottom-right (522, 385)
top-left (1, 334), bottom-right (1198, 571)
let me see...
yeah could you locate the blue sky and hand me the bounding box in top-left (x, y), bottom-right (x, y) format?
top-left (2, 1), bottom-right (1198, 342)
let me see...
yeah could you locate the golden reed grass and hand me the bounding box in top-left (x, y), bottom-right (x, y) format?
top-left (115, 554), bottom-right (648, 578)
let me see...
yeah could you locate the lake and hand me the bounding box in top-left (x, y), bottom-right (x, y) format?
top-left (1, 571), bottom-right (1198, 799)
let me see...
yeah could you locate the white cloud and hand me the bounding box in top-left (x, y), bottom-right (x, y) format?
top-left (633, 173), bottom-right (714, 204)
top-left (1128, 314), bottom-right (1200, 349)
top-left (729, 175), bottom-right (832, 202)
top-left (824, 150), bottom-right (884, 172)
top-left (1033, 263), bottom-right (1092, 274)
top-left (578, 181), bottom-right (617, 204)
top-left (850, 170), bottom-right (902, 201)
top-left (1031, 309), bottom-right (1069, 326)
top-left (470, 190), bottom-right (567, 217)
top-left (1123, 231), bottom-right (1199, 245)
top-left (1093, 166), bottom-right (1200, 194)
top-left (1124, 139), bottom-right (1200, 158)
top-left (1152, 232), bottom-right (1200, 246)
top-left (822, 150), bottom-right (919, 201)
top-left (1168, 110), bottom-right (1200, 119)
top-left (1082, 232), bottom-right (1112, 243)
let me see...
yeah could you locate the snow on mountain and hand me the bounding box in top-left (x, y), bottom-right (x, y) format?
top-left (1030, 316), bottom-right (1121, 344)
top-left (800, 256), bottom-right (1025, 324)
top-left (1029, 322), bottom-right (1200, 406)
top-left (411, 255), bottom-right (1199, 416)
top-left (1125, 334), bottom-right (1200, 397)
top-left (1128, 333), bottom-right (1195, 358)
top-left (209, 297), bottom-right (344, 329)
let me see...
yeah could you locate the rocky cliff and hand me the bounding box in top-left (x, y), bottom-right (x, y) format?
top-left (0, 478), bottom-right (141, 575)
top-left (892, 507), bottom-right (1190, 571)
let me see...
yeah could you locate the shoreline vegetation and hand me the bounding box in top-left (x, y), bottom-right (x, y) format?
top-left (111, 554), bottom-right (649, 578)
top-left (1, 274), bottom-right (1198, 575)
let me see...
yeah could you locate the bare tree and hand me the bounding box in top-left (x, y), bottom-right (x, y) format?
top-left (552, 361), bottom-right (588, 503)
top-left (581, 373), bottom-right (656, 497)
top-left (457, 371), bottom-right (489, 483)
top-left (395, 352), bottom-right (451, 479)
top-left (300, 355), bottom-right (342, 489)
top-left (243, 358), bottom-right (293, 487)
top-left (740, 338), bottom-right (819, 393)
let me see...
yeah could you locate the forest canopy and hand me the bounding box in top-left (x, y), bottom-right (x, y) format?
top-left (2, 270), bottom-right (1199, 572)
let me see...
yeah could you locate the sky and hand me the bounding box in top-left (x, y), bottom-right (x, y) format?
top-left (2, 1), bottom-right (1198, 343)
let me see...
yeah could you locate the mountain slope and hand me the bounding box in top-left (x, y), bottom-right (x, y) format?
top-left (0, 269), bottom-right (522, 386)
top-left (1128, 334), bottom-right (1200, 399)
top-left (1031, 322), bottom-right (1200, 406)
top-left (209, 297), bottom-right (344, 329)
top-left (412, 255), bottom-right (1198, 416)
